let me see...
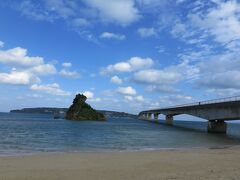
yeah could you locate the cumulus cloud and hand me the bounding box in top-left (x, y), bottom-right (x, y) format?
top-left (30, 64), bottom-right (56, 75)
top-left (60, 62), bottom-right (80, 78)
top-left (83, 91), bottom-right (94, 99)
top-left (100, 32), bottom-right (126, 40)
top-left (124, 95), bottom-right (144, 102)
top-left (0, 46), bottom-right (57, 85)
top-left (84, 0), bottom-right (141, 26)
top-left (117, 86), bottom-right (137, 95)
top-left (30, 83), bottom-right (71, 96)
top-left (102, 57), bottom-right (154, 74)
top-left (0, 47), bottom-right (44, 67)
top-left (62, 62), bottom-right (72, 68)
top-left (132, 60), bottom-right (199, 96)
top-left (138, 27), bottom-right (157, 38)
top-left (110, 75), bottom-right (123, 84)
top-left (59, 69), bottom-right (80, 78)
top-left (0, 71), bottom-right (39, 85)
top-left (133, 69), bottom-right (182, 85)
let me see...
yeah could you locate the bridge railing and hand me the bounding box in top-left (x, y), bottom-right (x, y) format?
top-left (142, 95), bottom-right (240, 113)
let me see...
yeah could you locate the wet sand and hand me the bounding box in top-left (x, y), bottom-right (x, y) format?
top-left (0, 147), bottom-right (240, 180)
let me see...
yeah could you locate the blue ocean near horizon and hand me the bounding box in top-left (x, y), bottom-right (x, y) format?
top-left (1, 112), bottom-right (240, 156)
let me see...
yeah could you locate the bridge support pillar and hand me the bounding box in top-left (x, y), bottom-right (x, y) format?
top-left (154, 114), bottom-right (159, 122)
top-left (207, 120), bottom-right (227, 134)
top-left (147, 113), bottom-right (152, 120)
top-left (166, 115), bottom-right (173, 125)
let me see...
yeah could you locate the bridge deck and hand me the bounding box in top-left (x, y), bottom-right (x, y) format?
top-left (141, 96), bottom-right (240, 114)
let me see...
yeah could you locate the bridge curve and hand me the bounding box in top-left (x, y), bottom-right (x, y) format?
top-left (139, 96), bottom-right (240, 133)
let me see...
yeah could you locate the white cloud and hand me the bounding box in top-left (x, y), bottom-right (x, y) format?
top-left (123, 95), bottom-right (144, 103)
top-left (199, 71), bottom-right (240, 89)
top-left (100, 32), bottom-right (126, 40)
top-left (110, 75), bottom-right (123, 84)
top-left (146, 85), bottom-right (180, 94)
top-left (133, 60), bottom-right (199, 87)
top-left (0, 47), bottom-right (44, 67)
top-left (169, 0), bottom-right (240, 51)
top-left (136, 95), bottom-right (144, 102)
top-left (133, 69), bottom-right (182, 85)
top-left (62, 62), bottom-right (72, 68)
top-left (128, 57), bottom-right (154, 70)
top-left (83, 91), bottom-right (94, 99)
top-left (189, 1), bottom-right (240, 45)
top-left (102, 57), bottom-right (154, 74)
top-left (159, 95), bottom-right (193, 107)
top-left (84, 0), bottom-right (141, 26)
top-left (124, 95), bottom-right (133, 101)
top-left (117, 86), bottom-right (137, 95)
top-left (0, 41), bottom-right (4, 48)
top-left (0, 71), bottom-right (38, 85)
top-left (193, 52), bottom-right (240, 96)
top-left (104, 62), bottom-right (132, 73)
top-left (60, 62), bottom-right (80, 78)
top-left (30, 64), bottom-right (56, 75)
top-left (30, 83), bottom-right (71, 96)
top-left (0, 46), bottom-right (58, 86)
top-left (137, 27), bottom-right (157, 38)
top-left (59, 69), bottom-right (80, 78)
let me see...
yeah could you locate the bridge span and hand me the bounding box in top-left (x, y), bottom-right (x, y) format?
top-left (138, 96), bottom-right (240, 133)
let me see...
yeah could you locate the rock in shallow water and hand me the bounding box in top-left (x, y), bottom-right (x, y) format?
top-left (65, 94), bottom-right (105, 121)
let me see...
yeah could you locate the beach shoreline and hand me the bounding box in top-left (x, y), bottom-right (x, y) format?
top-left (0, 144), bottom-right (236, 157)
top-left (1, 146), bottom-right (240, 180)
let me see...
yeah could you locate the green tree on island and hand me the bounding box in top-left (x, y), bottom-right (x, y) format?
top-left (65, 94), bottom-right (105, 121)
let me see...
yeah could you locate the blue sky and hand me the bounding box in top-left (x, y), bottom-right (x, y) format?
top-left (0, 0), bottom-right (240, 114)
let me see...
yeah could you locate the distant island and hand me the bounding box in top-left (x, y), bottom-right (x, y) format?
top-left (10, 98), bottom-right (137, 120)
top-left (65, 94), bottom-right (105, 121)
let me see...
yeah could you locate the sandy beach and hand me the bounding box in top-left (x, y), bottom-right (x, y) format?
top-left (0, 147), bottom-right (240, 180)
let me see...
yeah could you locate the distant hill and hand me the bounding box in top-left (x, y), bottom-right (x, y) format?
top-left (10, 108), bottom-right (137, 119)
top-left (99, 110), bottom-right (137, 119)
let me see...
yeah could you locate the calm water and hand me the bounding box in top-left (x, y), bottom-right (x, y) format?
top-left (1, 112), bottom-right (240, 156)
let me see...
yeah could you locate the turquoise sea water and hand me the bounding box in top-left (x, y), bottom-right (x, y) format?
top-left (1, 112), bottom-right (240, 156)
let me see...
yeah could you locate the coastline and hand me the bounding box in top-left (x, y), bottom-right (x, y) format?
top-left (1, 146), bottom-right (240, 180)
top-left (0, 144), bottom-right (237, 157)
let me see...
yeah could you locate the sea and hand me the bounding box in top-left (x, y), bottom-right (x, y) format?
top-left (1, 112), bottom-right (240, 156)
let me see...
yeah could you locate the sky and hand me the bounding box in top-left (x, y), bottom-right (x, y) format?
top-left (0, 0), bottom-right (240, 114)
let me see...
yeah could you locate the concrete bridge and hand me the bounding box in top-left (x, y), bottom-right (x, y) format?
top-left (138, 96), bottom-right (240, 133)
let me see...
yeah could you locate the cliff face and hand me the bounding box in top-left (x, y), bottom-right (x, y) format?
top-left (65, 94), bottom-right (105, 121)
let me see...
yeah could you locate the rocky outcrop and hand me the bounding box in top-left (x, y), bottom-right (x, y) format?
top-left (65, 94), bottom-right (105, 121)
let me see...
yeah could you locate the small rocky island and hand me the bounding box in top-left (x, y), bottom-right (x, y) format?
top-left (65, 94), bottom-right (105, 121)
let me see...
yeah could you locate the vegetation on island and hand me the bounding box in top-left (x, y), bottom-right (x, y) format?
top-left (65, 94), bottom-right (105, 121)
top-left (10, 108), bottom-right (68, 114)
